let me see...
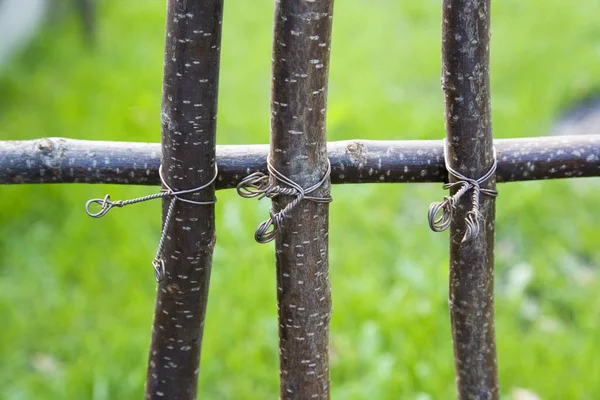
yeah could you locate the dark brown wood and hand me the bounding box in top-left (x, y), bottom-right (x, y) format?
top-left (442, 0), bottom-right (499, 398)
top-left (144, 1), bottom-right (223, 399)
top-left (270, 1), bottom-right (334, 398)
top-left (2, 136), bottom-right (599, 187)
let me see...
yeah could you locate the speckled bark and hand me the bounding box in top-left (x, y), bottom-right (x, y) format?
top-left (270, 1), bottom-right (334, 398)
top-left (2, 136), bottom-right (599, 186)
top-left (442, 1), bottom-right (498, 399)
top-left (145, 1), bottom-right (223, 399)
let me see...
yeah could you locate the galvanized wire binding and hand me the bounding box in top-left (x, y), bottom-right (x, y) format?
top-left (428, 139), bottom-right (498, 243)
top-left (237, 156), bottom-right (332, 243)
top-left (85, 164), bottom-right (218, 282)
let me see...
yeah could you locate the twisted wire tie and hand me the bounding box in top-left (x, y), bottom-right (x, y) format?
top-left (236, 156), bottom-right (332, 243)
top-left (85, 164), bottom-right (218, 282)
top-left (427, 140), bottom-right (498, 243)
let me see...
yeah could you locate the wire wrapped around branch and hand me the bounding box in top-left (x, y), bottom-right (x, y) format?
top-left (237, 157), bottom-right (332, 243)
top-left (85, 165), bottom-right (218, 281)
top-left (428, 142), bottom-right (498, 243)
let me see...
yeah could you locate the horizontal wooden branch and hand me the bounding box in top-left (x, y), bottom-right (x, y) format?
top-left (1, 135), bottom-right (598, 188)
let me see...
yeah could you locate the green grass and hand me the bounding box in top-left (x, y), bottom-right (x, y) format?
top-left (1, 0), bottom-right (599, 399)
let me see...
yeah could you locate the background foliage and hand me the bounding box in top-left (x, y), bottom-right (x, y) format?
top-left (1, 1), bottom-right (599, 398)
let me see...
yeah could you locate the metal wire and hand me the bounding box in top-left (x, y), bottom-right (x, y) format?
top-left (237, 157), bottom-right (332, 243)
top-left (85, 164), bottom-right (218, 281)
top-left (428, 139), bottom-right (498, 243)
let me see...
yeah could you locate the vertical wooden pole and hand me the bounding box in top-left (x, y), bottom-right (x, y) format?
top-left (145, 1), bottom-right (223, 399)
top-left (441, 1), bottom-right (499, 399)
top-left (271, 1), bottom-right (334, 398)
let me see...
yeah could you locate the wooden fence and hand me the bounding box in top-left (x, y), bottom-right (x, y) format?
top-left (1, 0), bottom-right (599, 399)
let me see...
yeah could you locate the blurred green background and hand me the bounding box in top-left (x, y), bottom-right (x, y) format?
top-left (1, 1), bottom-right (599, 399)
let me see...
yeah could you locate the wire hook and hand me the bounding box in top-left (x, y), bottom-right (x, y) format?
top-left (85, 194), bottom-right (123, 218)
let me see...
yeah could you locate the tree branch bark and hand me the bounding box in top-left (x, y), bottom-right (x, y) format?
top-left (269, 1), bottom-right (334, 398)
top-left (144, 1), bottom-right (223, 399)
top-left (1, 136), bottom-right (598, 187)
top-left (442, 0), bottom-right (498, 398)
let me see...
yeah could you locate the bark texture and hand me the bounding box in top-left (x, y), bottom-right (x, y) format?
top-left (270, 0), bottom-right (334, 398)
top-left (2, 136), bottom-right (599, 187)
top-left (442, 0), bottom-right (499, 398)
top-left (145, 1), bottom-right (223, 399)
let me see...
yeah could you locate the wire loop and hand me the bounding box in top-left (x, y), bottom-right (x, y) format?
top-left (85, 164), bottom-right (218, 281)
top-left (428, 140), bottom-right (498, 243)
top-left (237, 157), bottom-right (332, 243)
